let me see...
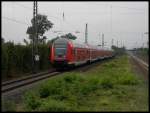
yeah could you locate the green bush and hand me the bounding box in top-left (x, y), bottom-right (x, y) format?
top-left (38, 99), bottom-right (71, 112)
top-left (38, 44), bottom-right (51, 70)
top-left (38, 80), bottom-right (65, 99)
top-left (24, 92), bottom-right (41, 110)
top-left (118, 73), bottom-right (139, 85)
top-left (39, 84), bottom-right (51, 98)
top-left (63, 73), bottom-right (84, 84)
top-left (76, 77), bottom-right (98, 95)
top-left (20, 55), bottom-right (144, 111)
top-left (1, 41), bottom-right (51, 80)
top-left (2, 44), bottom-right (8, 79)
top-left (100, 77), bottom-right (114, 89)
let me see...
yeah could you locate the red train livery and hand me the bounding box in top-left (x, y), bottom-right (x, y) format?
top-left (50, 38), bottom-right (114, 67)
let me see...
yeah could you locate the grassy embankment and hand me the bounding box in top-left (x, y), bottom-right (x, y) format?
top-left (15, 55), bottom-right (148, 111)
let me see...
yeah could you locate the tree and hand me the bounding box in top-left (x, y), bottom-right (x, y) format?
top-left (26, 14), bottom-right (53, 43)
top-left (111, 45), bottom-right (126, 55)
top-left (23, 39), bottom-right (29, 45)
top-left (39, 36), bottom-right (47, 44)
top-left (47, 37), bottom-right (59, 46)
top-left (61, 33), bottom-right (77, 40)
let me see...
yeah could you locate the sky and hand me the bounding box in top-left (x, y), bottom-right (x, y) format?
top-left (2, 1), bottom-right (149, 49)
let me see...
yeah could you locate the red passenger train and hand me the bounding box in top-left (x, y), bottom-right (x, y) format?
top-left (50, 37), bottom-right (114, 68)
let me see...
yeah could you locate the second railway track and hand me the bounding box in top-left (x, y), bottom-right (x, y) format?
top-left (2, 70), bottom-right (60, 93)
top-left (2, 57), bottom-right (114, 94)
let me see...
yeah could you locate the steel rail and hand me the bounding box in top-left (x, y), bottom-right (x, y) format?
top-left (2, 69), bottom-right (56, 86)
top-left (2, 71), bottom-right (60, 93)
top-left (2, 56), bottom-right (114, 93)
top-left (128, 52), bottom-right (148, 71)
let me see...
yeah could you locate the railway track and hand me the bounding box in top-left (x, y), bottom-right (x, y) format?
top-left (128, 51), bottom-right (148, 71)
top-left (2, 70), bottom-right (60, 93)
top-left (2, 56), bottom-right (114, 94)
top-left (127, 51), bottom-right (148, 80)
top-left (2, 56), bottom-right (115, 113)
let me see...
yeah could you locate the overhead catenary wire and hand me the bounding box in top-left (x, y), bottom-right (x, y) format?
top-left (84, 3), bottom-right (146, 11)
top-left (5, 2), bottom-right (147, 35)
top-left (10, 2), bottom-right (81, 33)
top-left (2, 2), bottom-right (33, 26)
top-left (2, 15), bottom-right (85, 35)
top-left (39, 11), bottom-right (83, 34)
top-left (2, 16), bottom-right (29, 25)
top-left (2, 2), bottom-right (148, 48)
top-left (13, 3), bottom-right (33, 10)
top-left (112, 5), bottom-right (145, 11)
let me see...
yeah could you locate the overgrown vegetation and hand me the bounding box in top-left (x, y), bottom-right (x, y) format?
top-left (1, 34), bottom-right (78, 80)
top-left (1, 41), bottom-right (51, 80)
top-left (19, 55), bottom-right (148, 111)
top-left (2, 14), bottom-right (53, 80)
top-left (1, 12), bottom-right (78, 80)
top-left (111, 45), bottom-right (126, 55)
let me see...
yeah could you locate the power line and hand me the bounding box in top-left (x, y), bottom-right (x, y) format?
top-left (14, 3), bottom-right (32, 10)
top-left (112, 5), bottom-right (145, 11)
top-left (8, 2), bottom-right (147, 14)
top-left (6, 2), bottom-right (146, 34)
top-left (2, 14), bottom-right (82, 36)
top-left (13, 4), bottom-right (146, 15)
top-left (62, 11), bottom-right (145, 15)
top-left (2, 16), bottom-right (29, 25)
top-left (84, 3), bottom-right (146, 11)
top-left (44, 13), bottom-right (80, 31)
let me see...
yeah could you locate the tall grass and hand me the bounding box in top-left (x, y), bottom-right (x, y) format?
top-left (21, 55), bottom-right (144, 111)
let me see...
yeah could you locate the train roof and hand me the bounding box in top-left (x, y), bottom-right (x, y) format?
top-left (72, 40), bottom-right (112, 51)
top-left (54, 37), bottom-right (113, 51)
top-left (54, 37), bottom-right (68, 44)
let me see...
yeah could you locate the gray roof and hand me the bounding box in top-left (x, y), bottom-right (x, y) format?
top-left (54, 37), bottom-right (112, 51)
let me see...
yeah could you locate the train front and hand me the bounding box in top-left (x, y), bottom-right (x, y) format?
top-left (50, 38), bottom-right (73, 68)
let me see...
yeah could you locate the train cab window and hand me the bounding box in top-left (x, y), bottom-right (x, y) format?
top-left (54, 42), bottom-right (67, 56)
top-left (55, 48), bottom-right (66, 56)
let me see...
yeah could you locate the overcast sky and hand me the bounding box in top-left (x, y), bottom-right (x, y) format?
top-left (2, 1), bottom-right (148, 49)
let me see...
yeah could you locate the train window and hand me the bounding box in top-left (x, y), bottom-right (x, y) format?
top-left (55, 48), bottom-right (66, 56)
top-left (73, 49), bottom-right (76, 55)
top-left (54, 41), bottom-right (68, 57)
